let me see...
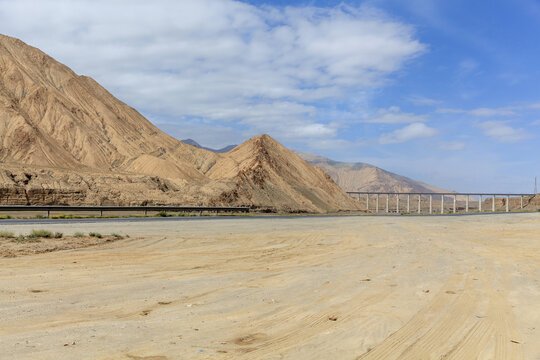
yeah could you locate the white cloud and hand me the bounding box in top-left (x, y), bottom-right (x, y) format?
top-left (408, 95), bottom-right (441, 106)
top-left (362, 107), bottom-right (428, 123)
top-left (458, 59), bottom-right (479, 72)
top-left (457, 58), bottom-right (480, 78)
top-left (531, 119), bottom-right (540, 126)
top-left (379, 122), bottom-right (437, 144)
top-left (437, 107), bottom-right (516, 117)
top-left (439, 141), bottom-right (466, 151)
top-left (0, 0), bottom-right (425, 144)
top-left (477, 121), bottom-right (533, 143)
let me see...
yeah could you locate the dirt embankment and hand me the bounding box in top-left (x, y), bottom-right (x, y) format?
top-left (0, 232), bottom-right (125, 257)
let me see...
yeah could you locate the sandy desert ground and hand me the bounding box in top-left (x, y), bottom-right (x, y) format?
top-left (0, 214), bottom-right (539, 360)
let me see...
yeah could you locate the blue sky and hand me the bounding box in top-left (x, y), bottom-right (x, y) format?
top-left (1, 0), bottom-right (538, 192)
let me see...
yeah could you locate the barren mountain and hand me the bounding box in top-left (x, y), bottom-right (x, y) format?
top-left (294, 151), bottom-right (449, 193)
top-left (0, 34), bottom-right (359, 212)
top-left (206, 135), bottom-right (357, 212)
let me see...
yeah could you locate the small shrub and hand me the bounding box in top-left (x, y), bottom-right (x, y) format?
top-left (34, 215), bottom-right (46, 219)
top-left (73, 232), bottom-right (85, 237)
top-left (89, 232), bottom-right (102, 238)
top-left (0, 215), bottom-right (11, 220)
top-left (54, 232), bottom-right (63, 239)
top-left (11, 235), bottom-right (40, 243)
top-left (0, 230), bottom-right (15, 238)
top-left (154, 210), bottom-right (170, 217)
top-left (51, 214), bottom-right (65, 219)
top-left (111, 233), bottom-right (124, 239)
top-left (29, 229), bottom-right (53, 239)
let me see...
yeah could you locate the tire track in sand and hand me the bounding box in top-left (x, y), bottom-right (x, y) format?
top-left (356, 270), bottom-right (525, 360)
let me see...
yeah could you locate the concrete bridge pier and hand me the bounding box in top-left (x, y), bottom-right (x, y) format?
top-left (441, 195), bottom-right (444, 214)
top-left (345, 191), bottom-right (533, 215)
top-left (366, 193), bottom-right (369, 212)
top-left (479, 195), bottom-right (482, 212)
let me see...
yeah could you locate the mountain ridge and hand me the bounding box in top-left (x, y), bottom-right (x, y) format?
top-left (174, 136), bottom-right (451, 194)
top-left (293, 150), bottom-right (450, 194)
top-left (0, 33), bottom-right (359, 213)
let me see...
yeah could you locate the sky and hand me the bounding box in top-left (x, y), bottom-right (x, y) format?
top-left (0, 0), bottom-right (539, 192)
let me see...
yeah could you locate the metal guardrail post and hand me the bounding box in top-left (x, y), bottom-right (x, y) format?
top-left (506, 195), bottom-right (510, 212)
top-left (429, 194), bottom-right (432, 214)
top-left (466, 195), bottom-right (469, 213)
top-left (386, 194), bottom-right (389, 213)
top-left (492, 195), bottom-right (496, 212)
top-left (520, 196), bottom-right (523, 209)
top-left (396, 194), bottom-right (399, 213)
top-left (453, 195), bottom-right (456, 214)
top-left (407, 194), bottom-right (410, 213)
top-left (376, 194), bottom-right (379, 213)
top-left (417, 195), bottom-right (421, 214)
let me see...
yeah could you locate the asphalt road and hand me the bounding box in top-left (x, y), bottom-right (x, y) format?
top-left (0, 211), bottom-right (536, 226)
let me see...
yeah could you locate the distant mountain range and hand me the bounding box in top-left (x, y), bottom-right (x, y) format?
top-left (293, 151), bottom-right (449, 193)
top-left (181, 139), bottom-right (237, 153)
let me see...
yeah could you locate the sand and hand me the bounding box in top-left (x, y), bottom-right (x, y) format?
top-left (0, 213), bottom-right (538, 359)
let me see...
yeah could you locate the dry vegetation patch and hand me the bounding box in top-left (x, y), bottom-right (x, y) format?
top-left (0, 230), bottom-right (128, 257)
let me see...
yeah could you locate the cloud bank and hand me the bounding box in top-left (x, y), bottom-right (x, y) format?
top-left (477, 121), bottom-right (533, 143)
top-left (379, 122), bottom-right (437, 144)
top-left (0, 0), bottom-right (425, 146)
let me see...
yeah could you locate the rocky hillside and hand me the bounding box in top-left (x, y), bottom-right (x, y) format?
top-left (0, 34), bottom-right (359, 213)
top-left (206, 135), bottom-right (358, 212)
